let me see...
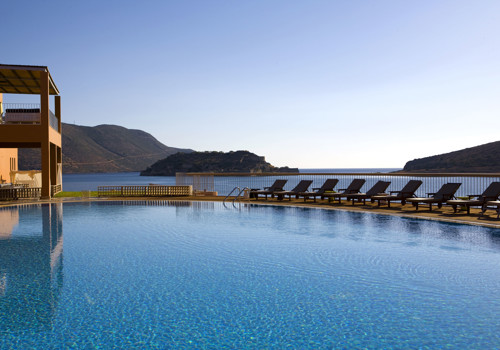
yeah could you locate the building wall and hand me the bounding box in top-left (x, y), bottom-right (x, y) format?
top-left (0, 148), bottom-right (18, 184)
top-left (1, 94), bottom-right (19, 184)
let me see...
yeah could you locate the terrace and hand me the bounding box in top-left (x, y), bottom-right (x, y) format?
top-left (0, 64), bottom-right (62, 199)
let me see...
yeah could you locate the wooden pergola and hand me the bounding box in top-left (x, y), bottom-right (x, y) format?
top-left (0, 64), bottom-right (62, 198)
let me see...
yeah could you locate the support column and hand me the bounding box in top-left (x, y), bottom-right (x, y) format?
top-left (41, 141), bottom-right (51, 198)
top-left (57, 146), bottom-right (62, 188)
top-left (56, 95), bottom-right (63, 190)
top-left (55, 95), bottom-right (61, 133)
top-left (50, 143), bottom-right (57, 189)
top-left (55, 94), bottom-right (62, 192)
top-left (40, 71), bottom-right (51, 199)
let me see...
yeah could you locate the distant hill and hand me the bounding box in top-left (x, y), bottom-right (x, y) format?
top-left (140, 150), bottom-right (299, 176)
top-left (18, 123), bottom-right (192, 173)
top-left (402, 141), bottom-right (500, 173)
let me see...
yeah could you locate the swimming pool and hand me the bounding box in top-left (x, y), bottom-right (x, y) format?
top-left (1, 201), bottom-right (499, 348)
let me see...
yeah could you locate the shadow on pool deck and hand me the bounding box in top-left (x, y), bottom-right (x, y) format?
top-left (1, 195), bottom-right (499, 229)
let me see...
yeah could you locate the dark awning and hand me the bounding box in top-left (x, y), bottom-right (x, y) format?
top-left (0, 64), bottom-right (59, 95)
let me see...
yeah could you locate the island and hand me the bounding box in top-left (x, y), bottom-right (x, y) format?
top-left (402, 140), bottom-right (500, 173)
top-left (140, 150), bottom-right (299, 176)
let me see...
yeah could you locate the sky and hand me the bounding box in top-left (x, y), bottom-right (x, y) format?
top-left (2, 0), bottom-right (500, 169)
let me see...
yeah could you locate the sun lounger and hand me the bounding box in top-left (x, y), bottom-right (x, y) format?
top-left (406, 183), bottom-right (461, 211)
top-left (447, 182), bottom-right (500, 215)
top-left (372, 180), bottom-right (423, 207)
top-left (298, 179), bottom-right (339, 202)
top-left (322, 179), bottom-right (366, 204)
top-left (482, 200), bottom-right (500, 218)
top-left (344, 181), bottom-right (391, 205)
top-left (274, 180), bottom-right (313, 201)
top-left (250, 179), bottom-right (287, 200)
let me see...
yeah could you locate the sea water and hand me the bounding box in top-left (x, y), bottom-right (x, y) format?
top-left (62, 169), bottom-right (401, 192)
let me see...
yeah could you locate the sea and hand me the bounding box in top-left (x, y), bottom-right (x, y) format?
top-left (63, 169), bottom-right (400, 192)
top-left (62, 169), bottom-right (500, 198)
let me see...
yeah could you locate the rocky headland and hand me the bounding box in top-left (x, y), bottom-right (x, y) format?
top-left (402, 140), bottom-right (500, 173)
top-left (140, 150), bottom-right (299, 176)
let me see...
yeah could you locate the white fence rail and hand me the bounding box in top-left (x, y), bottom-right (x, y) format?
top-left (177, 172), bottom-right (500, 198)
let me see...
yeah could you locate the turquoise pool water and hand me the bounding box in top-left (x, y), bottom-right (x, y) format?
top-left (1, 201), bottom-right (499, 348)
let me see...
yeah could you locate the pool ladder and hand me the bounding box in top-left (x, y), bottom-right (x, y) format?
top-left (223, 186), bottom-right (250, 207)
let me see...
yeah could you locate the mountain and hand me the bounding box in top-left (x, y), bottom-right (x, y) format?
top-left (140, 150), bottom-right (299, 176)
top-left (18, 123), bottom-right (192, 173)
top-left (402, 141), bottom-right (500, 173)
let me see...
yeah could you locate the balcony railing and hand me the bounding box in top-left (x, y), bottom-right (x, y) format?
top-left (0, 103), bottom-right (60, 132)
top-left (0, 186), bottom-right (41, 200)
top-left (98, 185), bottom-right (193, 197)
top-left (51, 184), bottom-right (62, 196)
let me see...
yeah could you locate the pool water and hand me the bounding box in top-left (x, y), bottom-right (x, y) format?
top-left (1, 201), bottom-right (499, 348)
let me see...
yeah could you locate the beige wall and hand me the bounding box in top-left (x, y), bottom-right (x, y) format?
top-left (1, 93), bottom-right (20, 183)
top-left (0, 148), bottom-right (17, 183)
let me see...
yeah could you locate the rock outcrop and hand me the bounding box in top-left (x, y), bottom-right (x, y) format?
top-left (402, 141), bottom-right (500, 173)
top-left (141, 150), bottom-right (298, 176)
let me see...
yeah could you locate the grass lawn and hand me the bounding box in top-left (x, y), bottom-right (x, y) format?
top-left (54, 191), bottom-right (98, 198)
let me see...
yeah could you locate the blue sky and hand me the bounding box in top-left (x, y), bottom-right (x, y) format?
top-left (3, 0), bottom-right (499, 168)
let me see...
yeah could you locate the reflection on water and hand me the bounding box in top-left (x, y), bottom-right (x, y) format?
top-left (0, 204), bottom-right (63, 331)
top-left (95, 199), bottom-right (214, 209)
top-left (0, 208), bottom-right (18, 239)
top-left (95, 199), bottom-right (253, 214)
top-left (249, 203), bottom-right (500, 249)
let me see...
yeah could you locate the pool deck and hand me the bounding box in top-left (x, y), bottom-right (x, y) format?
top-left (2, 195), bottom-right (500, 229)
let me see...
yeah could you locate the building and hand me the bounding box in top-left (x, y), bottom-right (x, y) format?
top-left (0, 64), bottom-right (62, 198)
top-left (0, 148), bottom-right (17, 184)
top-left (0, 93), bottom-right (18, 184)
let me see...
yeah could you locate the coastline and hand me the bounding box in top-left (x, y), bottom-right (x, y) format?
top-left (62, 169), bottom-right (402, 192)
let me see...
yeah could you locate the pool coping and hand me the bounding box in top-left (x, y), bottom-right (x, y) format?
top-left (2, 195), bottom-right (500, 229)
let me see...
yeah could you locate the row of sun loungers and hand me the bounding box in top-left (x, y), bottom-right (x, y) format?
top-left (323, 179), bottom-right (366, 203)
top-left (249, 179), bottom-right (500, 217)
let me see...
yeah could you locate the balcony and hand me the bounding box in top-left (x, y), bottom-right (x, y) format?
top-left (0, 103), bottom-right (60, 132)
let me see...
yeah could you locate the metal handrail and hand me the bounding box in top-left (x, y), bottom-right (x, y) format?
top-left (233, 187), bottom-right (250, 204)
top-left (224, 187), bottom-right (240, 204)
